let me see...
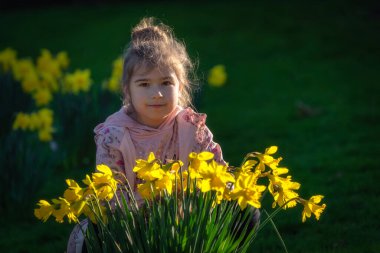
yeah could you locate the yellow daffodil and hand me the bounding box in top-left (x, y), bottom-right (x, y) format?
top-left (253, 146), bottom-right (278, 171)
top-left (268, 174), bottom-right (300, 209)
top-left (300, 195), bottom-right (326, 222)
top-left (188, 151), bottom-right (214, 179)
top-left (230, 172), bottom-right (266, 210)
top-left (83, 175), bottom-right (98, 197)
top-left (63, 69), bottom-right (92, 94)
top-left (92, 164), bottom-right (118, 200)
top-left (12, 58), bottom-right (35, 81)
top-left (13, 113), bottom-right (30, 130)
top-left (133, 152), bottom-right (163, 181)
top-left (0, 48), bottom-right (17, 72)
top-left (103, 57), bottom-right (123, 92)
top-left (38, 127), bottom-right (53, 142)
top-left (34, 200), bottom-right (54, 222)
top-left (137, 181), bottom-right (156, 199)
top-left (37, 49), bottom-right (62, 78)
top-left (64, 179), bottom-right (84, 203)
top-left (208, 64), bottom-right (227, 87)
top-left (21, 71), bottom-right (40, 93)
top-left (197, 160), bottom-right (235, 193)
top-left (38, 108), bottom-right (53, 128)
top-left (56, 51), bottom-right (70, 69)
top-left (51, 197), bottom-right (79, 224)
top-left (32, 88), bottom-right (52, 106)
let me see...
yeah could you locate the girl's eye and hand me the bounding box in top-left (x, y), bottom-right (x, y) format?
top-left (139, 82), bottom-right (149, 87)
top-left (162, 81), bottom-right (173, 86)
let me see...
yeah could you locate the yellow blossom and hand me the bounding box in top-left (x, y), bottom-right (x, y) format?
top-left (13, 113), bottom-right (30, 130)
top-left (300, 195), bottom-right (326, 222)
top-left (268, 174), bottom-right (300, 209)
top-left (63, 69), bottom-right (92, 94)
top-left (32, 88), bottom-right (52, 106)
top-left (21, 71), bottom-right (40, 93)
top-left (56, 51), bottom-right (70, 69)
top-left (37, 49), bottom-right (61, 78)
top-left (188, 151), bottom-right (214, 179)
top-left (133, 152), bottom-right (163, 181)
top-left (34, 200), bottom-right (54, 222)
top-left (230, 171), bottom-right (266, 210)
top-left (0, 48), bottom-right (17, 72)
top-left (64, 179), bottom-right (84, 203)
top-left (197, 160), bottom-right (235, 194)
top-left (38, 127), bottom-right (53, 142)
top-left (51, 197), bottom-right (79, 224)
top-left (92, 164), bottom-right (118, 200)
top-left (12, 58), bottom-right (35, 81)
top-left (208, 64), bottom-right (227, 87)
top-left (253, 146), bottom-right (278, 171)
top-left (104, 57), bottom-right (123, 92)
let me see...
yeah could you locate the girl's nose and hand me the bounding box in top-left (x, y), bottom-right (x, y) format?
top-left (151, 87), bottom-right (163, 99)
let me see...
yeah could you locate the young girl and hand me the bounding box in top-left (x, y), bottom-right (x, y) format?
top-left (67, 17), bottom-right (225, 253)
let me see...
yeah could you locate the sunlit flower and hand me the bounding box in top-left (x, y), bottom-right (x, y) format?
top-left (268, 174), bottom-right (300, 209)
top-left (92, 164), bottom-right (118, 200)
top-left (253, 146), bottom-right (278, 171)
top-left (197, 160), bottom-right (235, 194)
top-left (133, 152), bottom-right (163, 181)
top-left (34, 200), bottom-right (54, 222)
top-left (64, 179), bottom-right (84, 203)
top-left (230, 171), bottom-right (266, 210)
top-left (188, 151), bottom-right (214, 179)
top-left (300, 195), bottom-right (326, 222)
top-left (208, 64), bottom-right (227, 87)
top-left (51, 197), bottom-right (79, 224)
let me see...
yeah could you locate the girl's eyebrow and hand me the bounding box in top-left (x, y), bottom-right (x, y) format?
top-left (134, 76), bottom-right (172, 83)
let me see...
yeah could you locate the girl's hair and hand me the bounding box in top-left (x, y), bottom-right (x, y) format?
top-left (122, 17), bottom-right (197, 108)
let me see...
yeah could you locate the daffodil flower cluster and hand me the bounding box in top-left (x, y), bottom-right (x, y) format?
top-left (103, 57), bottom-right (123, 93)
top-left (134, 147), bottom-right (326, 222)
top-left (0, 48), bottom-right (93, 107)
top-left (34, 165), bottom-right (118, 224)
top-left (12, 108), bottom-right (54, 142)
top-left (232, 146), bottom-right (326, 222)
top-left (208, 64), bottom-right (227, 87)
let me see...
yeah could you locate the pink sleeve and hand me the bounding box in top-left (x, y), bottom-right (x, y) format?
top-left (195, 125), bottom-right (225, 165)
top-left (95, 127), bottom-right (126, 182)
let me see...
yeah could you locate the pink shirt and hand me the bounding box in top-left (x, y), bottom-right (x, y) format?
top-left (94, 105), bottom-right (224, 193)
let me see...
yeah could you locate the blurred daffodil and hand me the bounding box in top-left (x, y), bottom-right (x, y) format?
top-left (63, 69), bottom-right (92, 94)
top-left (0, 48), bottom-right (17, 72)
top-left (208, 64), bottom-right (227, 87)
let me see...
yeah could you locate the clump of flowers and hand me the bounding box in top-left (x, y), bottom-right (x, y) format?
top-left (35, 147), bottom-right (326, 252)
top-left (134, 147), bottom-right (326, 222)
top-left (208, 64), bottom-right (227, 87)
top-left (13, 108), bottom-right (54, 142)
top-left (0, 48), bottom-right (93, 107)
top-left (34, 165), bottom-right (118, 224)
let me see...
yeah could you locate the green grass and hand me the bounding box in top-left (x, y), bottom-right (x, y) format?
top-left (1, 0), bottom-right (379, 252)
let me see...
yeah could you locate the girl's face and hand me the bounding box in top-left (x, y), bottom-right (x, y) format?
top-left (127, 65), bottom-right (180, 128)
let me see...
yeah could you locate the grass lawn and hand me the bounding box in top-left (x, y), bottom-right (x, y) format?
top-left (0, 0), bottom-right (379, 252)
